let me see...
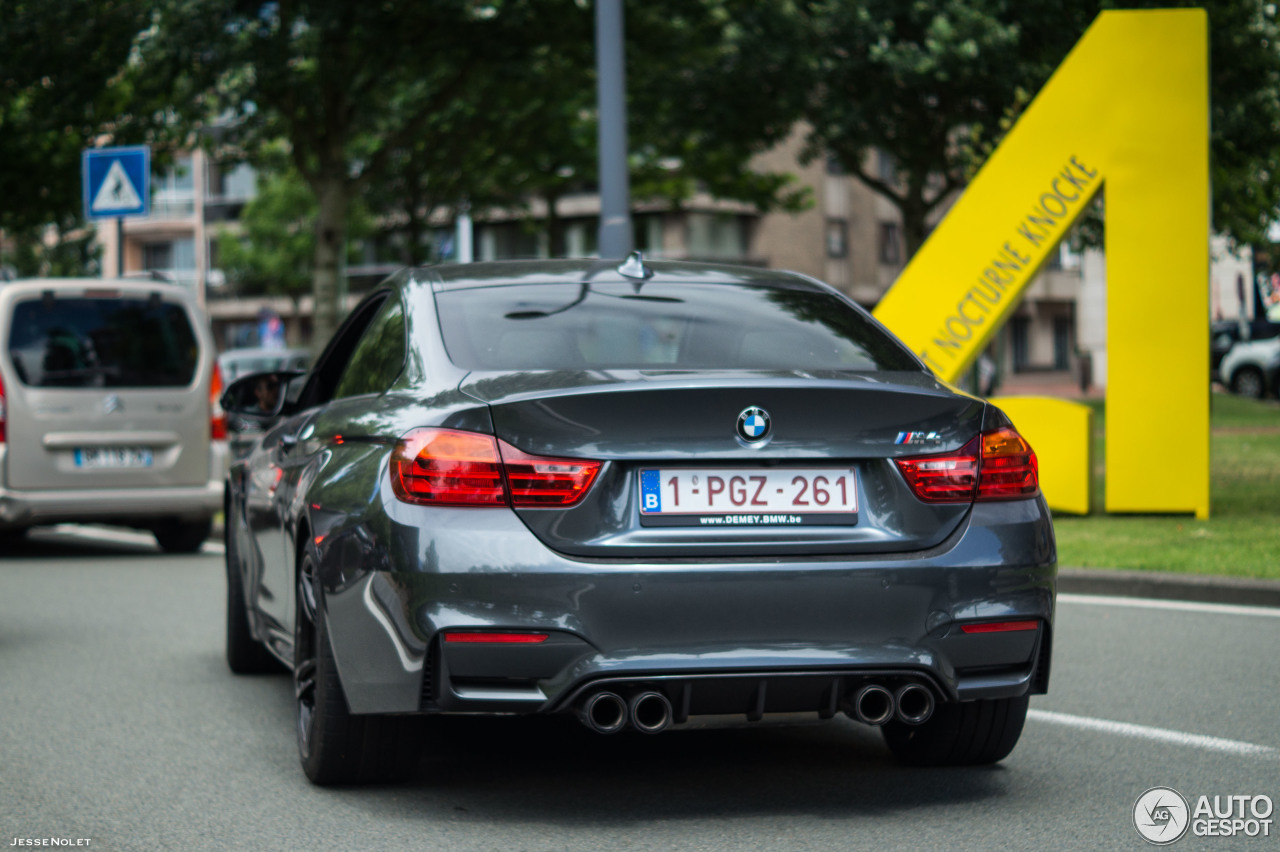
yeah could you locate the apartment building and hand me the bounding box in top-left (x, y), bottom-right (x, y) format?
top-left (94, 137), bottom-right (1246, 390)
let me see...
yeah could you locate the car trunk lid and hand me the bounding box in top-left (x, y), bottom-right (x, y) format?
top-left (461, 369), bottom-right (984, 557)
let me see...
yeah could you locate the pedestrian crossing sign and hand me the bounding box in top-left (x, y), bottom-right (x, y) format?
top-left (82, 146), bottom-right (150, 220)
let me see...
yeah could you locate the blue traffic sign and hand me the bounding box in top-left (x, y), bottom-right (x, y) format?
top-left (82, 146), bottom-right (150, 220)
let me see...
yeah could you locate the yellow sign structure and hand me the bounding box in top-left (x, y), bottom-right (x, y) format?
top-left (873, 9), bottom-right (1209, 518)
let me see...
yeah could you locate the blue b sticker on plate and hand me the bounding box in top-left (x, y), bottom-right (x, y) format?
top-left (639, 469), bottom-right (662, 513)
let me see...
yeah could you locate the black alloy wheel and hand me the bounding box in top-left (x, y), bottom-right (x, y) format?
top-left (881, 696), bottom-right (1029, 766)
top-left (294, 552), bottom-right (420, 785)
top-left (153, 516), bottom-right (213, 554)
top-left (1232, 367), bottom-right (1265, 400)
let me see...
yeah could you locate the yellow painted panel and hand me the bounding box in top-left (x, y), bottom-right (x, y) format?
top-left (993, 397), bottom-right (1092, 515)
top-left (873, 9), bottom-right (1209, 518)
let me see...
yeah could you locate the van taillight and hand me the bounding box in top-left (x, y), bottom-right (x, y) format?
top-left (895, 427), bottom-right (1038, 503)
top-left (0, 372), bottom-right (6, 443)
top-left (390, 428), bottom-right (601, 508)
top-left (210, 362), bottom-right (227, 441)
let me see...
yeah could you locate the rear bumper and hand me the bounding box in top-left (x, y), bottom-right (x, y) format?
top-left (0, 443), bottom-right (227, 527)
top-left (318, 496), bottom-right (1057, 716)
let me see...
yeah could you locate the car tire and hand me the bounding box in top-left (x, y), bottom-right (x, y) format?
top-left (881, 696), bottom-right (1029, 766)
top-left (225, 513), bottom-right (281, 674)
top-left (294, 554), bottom-right (420, 785)
top-left (1231, 367), bottom-right (1265, 400)
top-left (153, 517), bottom-right (213, 553)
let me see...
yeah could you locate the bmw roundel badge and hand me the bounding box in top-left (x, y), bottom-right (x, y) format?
top-left (736, 406), bottom-right (771, 442)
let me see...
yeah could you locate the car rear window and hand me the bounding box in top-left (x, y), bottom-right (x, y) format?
top-left (435, 281), bottom-right (922, 372)
top-left (7, 296), bottom-right (199, 388)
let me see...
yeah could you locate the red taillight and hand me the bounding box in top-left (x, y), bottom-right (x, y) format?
top-left (442, 631), bottom-right (549, 644)
top-left (0, 371), bottom-right (6, 443)
top-left (209, 361), bottom-right (227, 441)
top-left (977, 427), bottom-right (1039, 500)
top-left (895, 427), bottom-right (1038, 503)
top-left (390, 428), bottom-right (602, 508)
top-left (894, 436), bottom-right (980, 502)
top-left (391, 429), bottom-right (506, 506)
top-left (959, 620), bottom-right (1040, 634)
top-left (499, 439), bottom-right (602, 507)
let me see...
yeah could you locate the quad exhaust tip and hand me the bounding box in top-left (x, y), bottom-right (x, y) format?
top-left (850, 684), bottom-right (896, 726)
top-left (628, 690), bottom-right (673, 734)
top-left (894, 683), bottom-right (935, 725)
top-left (580, 691), bottom-right (628, 735)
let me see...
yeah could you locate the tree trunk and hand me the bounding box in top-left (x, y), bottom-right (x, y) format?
top-left (545, 190), bottom-right (563, 258)
top-left (900, 199), bottom-right (930, 262)
top-left (311, 178), bottom-right (349, 351)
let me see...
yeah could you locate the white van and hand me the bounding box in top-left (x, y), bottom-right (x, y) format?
top-left (0, 278), bottom-right (227, 551)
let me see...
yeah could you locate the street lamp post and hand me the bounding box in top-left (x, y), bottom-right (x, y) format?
top-left (596, 0), bottom-right (632, 259)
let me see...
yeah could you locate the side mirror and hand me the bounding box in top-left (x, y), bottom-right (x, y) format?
top-left (221, 370), bottom-right (305, 419)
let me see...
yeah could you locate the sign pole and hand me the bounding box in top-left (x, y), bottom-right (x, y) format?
top-left (116, 218), bottom-right (124, 277)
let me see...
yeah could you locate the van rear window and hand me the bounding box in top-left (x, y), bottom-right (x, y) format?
top-left (7, 297), bottom-right (199, 388)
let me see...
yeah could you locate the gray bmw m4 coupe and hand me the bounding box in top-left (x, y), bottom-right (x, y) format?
top-left (222, 256), bottom-right (1055, 785)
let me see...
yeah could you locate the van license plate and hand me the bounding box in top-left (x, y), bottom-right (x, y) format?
top-left (75, 448), bottom-right (154, 469)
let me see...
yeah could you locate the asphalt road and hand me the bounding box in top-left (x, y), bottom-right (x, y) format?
top-left (2, 525), bottom-right (1277, 851)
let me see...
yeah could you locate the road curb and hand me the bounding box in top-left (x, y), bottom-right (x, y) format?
top-left (1058, 567), bottom-right (1280, 608)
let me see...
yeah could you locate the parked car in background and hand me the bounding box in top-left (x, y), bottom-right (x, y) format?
top-left (1219, 336), bottom-right (1280, 399)
top-left (218, 346), bottom-right (310, 382)
top-left (222, 257), bottom-right (1056, 785)
top-left (0, 277), bottom-right (226, 551)
top-left (1211, 320), bottom-right (1244, 381)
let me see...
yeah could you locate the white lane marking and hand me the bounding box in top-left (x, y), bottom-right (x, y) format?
top-left (1059, 593), bottom-right (1280, 619)
top-left (48, 524), bottom-right (157, 547)
top-left (1029, 709), bottom-right (1278, 759)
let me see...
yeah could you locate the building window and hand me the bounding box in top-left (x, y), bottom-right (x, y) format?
top-left (686, 213), bottom-right (747, 260)
top-left (143, 238), bottom-right (196, 280)
top-left (634, 214), bottom-right (664, 256)
top-left (877, 150), bottom-right (896, 183)
top-left (210, 161), bottom-right (256, 201)
top-left (825, 153), bottom-right (845, 175)
top-left (151, 156), bottom-right (195, 218)
top-left (1054, 317), bottom-right (1072, 370)
top-left (1011, 316), bottom-right (1030, 372)
top-left (878, 222), bottom-right (901, 265)
top-left (476, 223), bottom-right (543, 261)
top-left (825, 218), bottom-right (848, 258)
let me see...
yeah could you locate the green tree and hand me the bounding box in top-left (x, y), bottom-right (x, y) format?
top-left (0, 0), bottom-right (153, 267)
top-left (364, 1), bottom-right (811, 262)
top-left (790, 0), bottom-right (1280, 257)
top-left (138, 0), bottom-right (589, 345)
top-left (217, 157), bottom-right (370, 306)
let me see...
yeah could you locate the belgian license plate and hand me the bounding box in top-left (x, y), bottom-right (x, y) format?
top-left (75, 447), bottom-right (154, 469)
top-left (639, 468), bottom-right (857, 526)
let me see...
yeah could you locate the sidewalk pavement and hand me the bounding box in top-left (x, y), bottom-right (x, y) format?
top-left (1058, 567), bottom-right (1280, 608)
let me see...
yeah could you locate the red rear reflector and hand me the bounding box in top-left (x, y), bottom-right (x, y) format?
top-left (499, 439), bottom-right (602, 507)
top-left (442, 631), bottom-right (549, 644)
top-left (960, 620), bottom-right (1039, 634)
top-left (391, 428), bottom-right (506, 506)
